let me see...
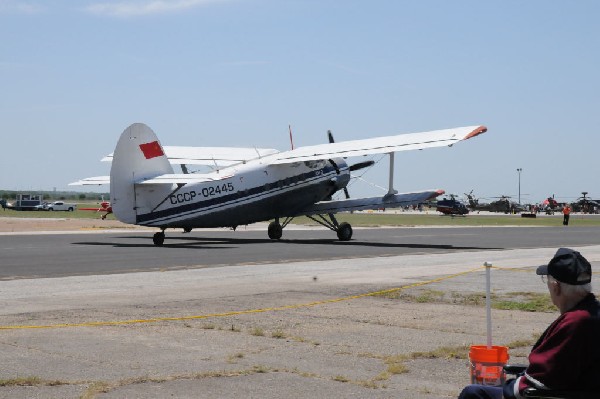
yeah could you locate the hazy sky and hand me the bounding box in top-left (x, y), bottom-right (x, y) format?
top-left (1, 0), bottom-right (598, 204)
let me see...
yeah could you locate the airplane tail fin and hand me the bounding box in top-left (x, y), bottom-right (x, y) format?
top-left (110, 123), bottom-right (174, 224)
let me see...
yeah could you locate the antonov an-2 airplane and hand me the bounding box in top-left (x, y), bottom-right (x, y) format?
top-left (71, 123), bottom-right (487, 246)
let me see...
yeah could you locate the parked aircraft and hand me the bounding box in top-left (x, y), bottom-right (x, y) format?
top-left (540, 195), bottom-right (560, 214)
top-left (573, 192), bottom-right (600, 214)
top-left (465, 191), bottom-right (524, 213)
top-left (71, 123), bottom-right (487, 245)
top-left (436, 194), bottom-right (469, 215)
top-left (79, 200), bottom-right (113, 220)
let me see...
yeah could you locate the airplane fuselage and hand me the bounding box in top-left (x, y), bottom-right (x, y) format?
top-left (133, 157), bottom-right (350, 229)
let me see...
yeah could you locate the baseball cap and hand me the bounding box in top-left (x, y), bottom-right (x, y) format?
top-left (536, 248), bottom-right (592, 285)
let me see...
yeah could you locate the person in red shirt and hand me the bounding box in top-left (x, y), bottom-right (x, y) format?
top-left (562, 204), bottom-right (572, 226)
top-left (458, 248), bottom-right (600, 399)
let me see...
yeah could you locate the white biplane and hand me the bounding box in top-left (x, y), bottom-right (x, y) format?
top-left (71, 123), bottom-right (487, 245)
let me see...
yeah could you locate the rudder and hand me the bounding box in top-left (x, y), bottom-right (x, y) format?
top-left (110, 123), bottom-right (174, 224)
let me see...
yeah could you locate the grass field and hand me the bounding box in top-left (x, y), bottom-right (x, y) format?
top-left (2, 204), bottom-right (600, 227)
top-left (328, 211), bottom-right (600, 227)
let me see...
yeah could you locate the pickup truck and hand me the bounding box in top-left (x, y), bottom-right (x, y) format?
top-left (46, 201), bottom-right (77, 212)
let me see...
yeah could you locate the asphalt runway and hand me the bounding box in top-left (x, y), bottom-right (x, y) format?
top-left (2, 225), bottom-right (600, 398)
top-left (2, 225), bottom-right (600, 279)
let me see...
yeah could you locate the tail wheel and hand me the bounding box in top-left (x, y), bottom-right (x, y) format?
top-left (153, 231), bottom-right (165, 246)
top-left (336, 222), bottom-right (353, 241)
top-left (268, 221), bottom-right (283, 240)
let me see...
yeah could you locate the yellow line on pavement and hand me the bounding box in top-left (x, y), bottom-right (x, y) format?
top-left (0, 266), bottom-right (487, 331)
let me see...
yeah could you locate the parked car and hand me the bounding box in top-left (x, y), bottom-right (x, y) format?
top-left (46, 201), bottom-right (77, 211)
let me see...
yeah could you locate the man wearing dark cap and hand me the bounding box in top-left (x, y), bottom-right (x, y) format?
top-left (458, 248), bottom-right (600, 399)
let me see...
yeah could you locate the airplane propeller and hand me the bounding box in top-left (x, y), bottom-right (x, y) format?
top-left (327, 130), bottom-right (374, 199)
top-left (349, 160), bottom-right (375, 172)
top-left (327, 129), bottom-right (335, 144)
top-left (327, 130), bottom-right (375, 169)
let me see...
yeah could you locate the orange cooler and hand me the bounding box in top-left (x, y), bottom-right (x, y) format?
top-left (469, 345), bottom-right (509, 386)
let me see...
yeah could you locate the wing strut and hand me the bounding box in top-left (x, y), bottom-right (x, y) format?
top-left (386, 152), bottom-right (398, 197)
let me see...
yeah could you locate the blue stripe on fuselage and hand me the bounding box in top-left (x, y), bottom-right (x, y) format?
top-left (136, 164), bottom-right (341, 226)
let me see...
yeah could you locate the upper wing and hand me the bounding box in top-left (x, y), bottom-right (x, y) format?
top-left (69, 173), bottom-right (234, 186)
top-left (71, 125), bottom-right (485, 185)
top-left (135, 172), bottom-right (233, 185)
top-left (269, 125), bottom-right (486, 164)
top-left (72, 146), bottom-right (278, 185)
top-left (102, 146), bottom-right (280, 166)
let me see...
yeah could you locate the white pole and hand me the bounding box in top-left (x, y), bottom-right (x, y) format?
top-left (387, 152), bottom-right (397, 196)
top-left (484, 261), bottom-right (493, 349)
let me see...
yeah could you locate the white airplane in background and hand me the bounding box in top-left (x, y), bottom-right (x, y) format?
top-left (71, 123), bottom-right (487, 246)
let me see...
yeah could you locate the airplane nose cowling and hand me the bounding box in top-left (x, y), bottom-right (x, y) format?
top-left (333, 173), bottom-right (351, 190)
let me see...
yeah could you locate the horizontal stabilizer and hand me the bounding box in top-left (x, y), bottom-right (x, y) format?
top-left (295, 189), bottom-right (444, 216)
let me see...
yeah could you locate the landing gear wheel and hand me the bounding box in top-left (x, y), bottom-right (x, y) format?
top-left (268, 221), bottom-right (283, 240)
top-left (336, 222), bottom-right (353, 241)
top-left (153, 231), bottom-right (165, 246)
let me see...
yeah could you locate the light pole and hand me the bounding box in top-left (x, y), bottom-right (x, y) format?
top-left (516, 168), bottom-right (523, 205)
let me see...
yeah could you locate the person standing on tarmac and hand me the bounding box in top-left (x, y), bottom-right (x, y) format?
top-left (562, 204), bottom-right (571, 226)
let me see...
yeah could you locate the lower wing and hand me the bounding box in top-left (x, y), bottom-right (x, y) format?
top-left (293, 189), bottom-right (444, 216)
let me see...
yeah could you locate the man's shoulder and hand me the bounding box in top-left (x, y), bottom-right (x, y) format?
top-left (562, 295), bottom-right (600, 328)
top-left (563, 308), bottom-right (594, 322)
top-left (580, 294), bottom-right (600, 315)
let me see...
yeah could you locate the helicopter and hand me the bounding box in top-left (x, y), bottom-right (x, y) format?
top-left (464, 191), bottom-right (526, 214)
top-left (540, 195), bottom-right (560, 215)
top-left (435, 194), bottom-right (469, 215)
top-left (572, 192), bottom-right (600, 214)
